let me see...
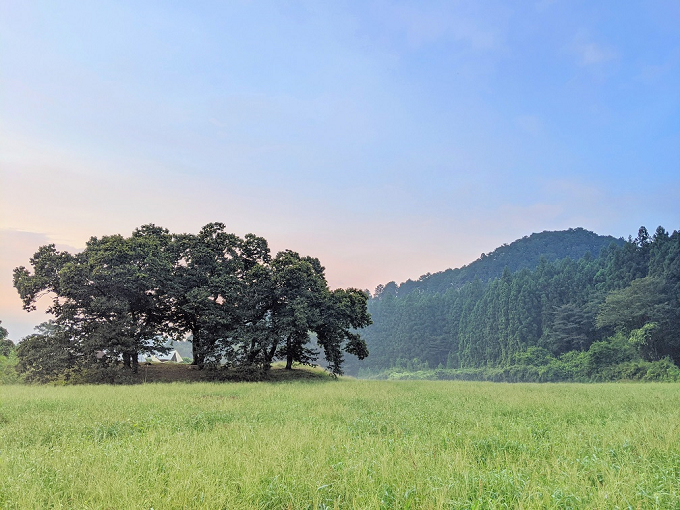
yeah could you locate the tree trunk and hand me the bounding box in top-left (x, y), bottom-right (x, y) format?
top-left (263, 337), bottom-right (279, 371)
top-left (285, 334), bottom-right (293, 370)
top-left (192, 329), bottom-right (203, 368)
top-left (122, 352), bottom-right (131, 369)
top-left (247, 341), bottom-right (259, 364)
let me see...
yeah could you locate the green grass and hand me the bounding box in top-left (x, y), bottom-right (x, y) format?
top-left (1, 378), bottom-right (680, 508)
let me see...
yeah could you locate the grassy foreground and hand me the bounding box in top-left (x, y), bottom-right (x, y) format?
top-left (1, 378), bottom-right (680, 508)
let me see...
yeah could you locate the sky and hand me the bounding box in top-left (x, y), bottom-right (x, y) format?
top-left (1, 0), bottom-right (679, 340)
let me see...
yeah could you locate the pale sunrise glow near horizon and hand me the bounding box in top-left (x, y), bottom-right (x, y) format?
top-left (1, 1), bottom-right (679, 339)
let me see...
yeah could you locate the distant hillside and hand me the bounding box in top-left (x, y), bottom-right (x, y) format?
top-left (346, 225), bottom-right (679, 378)
top-left (374, 228), bottom-right (624, 298)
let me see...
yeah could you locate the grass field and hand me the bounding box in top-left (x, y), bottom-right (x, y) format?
top-left (1, 373), bottom-right (680, 508)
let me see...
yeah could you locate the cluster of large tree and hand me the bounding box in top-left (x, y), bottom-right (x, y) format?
top-left (350, 226), bottom-right (680, 377)
top-left (13, 223), bottom-right (370, 381)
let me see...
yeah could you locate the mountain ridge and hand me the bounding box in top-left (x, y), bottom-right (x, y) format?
top-left (344, 225), bottom-right (680, 378)
top-left (374, 227), bottom-right (624, 298)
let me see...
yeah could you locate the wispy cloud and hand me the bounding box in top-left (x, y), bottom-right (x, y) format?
top-left (570, 31), bottom-right (617, 66)
top-left (634, 48), bottom-right (680, 85)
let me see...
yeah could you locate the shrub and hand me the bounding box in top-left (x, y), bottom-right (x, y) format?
top-left (0, 338), bottom-right (14, 357)
top-left (642, 358), bottom-right (680, 382)
top-left (586, 332), bottom-right (638, 377)
top-left (16, 330), bottom-right (83, 384)
top-left (0, 352), bottom-right (20, 384)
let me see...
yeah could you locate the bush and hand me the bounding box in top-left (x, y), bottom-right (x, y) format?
top-left (513, 347), bottom-right (553, 366)
top-left (557, 350), bottom-right (589, 381)
top-left (16, 331), bottom-right (83, 384)
top-left (0, 353), bottom-right (20, 384)
top-left (358, 347), bottom-right (680, 383)
top-left (586, 333), bottom-right (638, 377)
top-left (642, 358), bottom-right (680, 382)
top-left (0, 338), bottom-right (14, 357)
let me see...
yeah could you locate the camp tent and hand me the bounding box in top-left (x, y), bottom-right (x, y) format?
top-left (145, 340), bottom-right (193, 363)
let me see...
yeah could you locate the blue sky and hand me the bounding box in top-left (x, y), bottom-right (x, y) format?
top-left (1, 0), bottom-right (679, 339)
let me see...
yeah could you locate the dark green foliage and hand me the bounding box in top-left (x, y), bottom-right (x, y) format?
top-left (0, 351), bottom-right (19, 384)
top-left (315, 287), bottom-right (372, 374)
top-left (349, 226), bottom-right (680, 381)
top-left (377, 228), bottom-right (623, 298)
top-left (0, 339), bottom-right (14, 357)
top-left (13, 224), bottom-right (371, 383)
top-left (165, 223), bottom-right (267, 368)
top-left (544, 303), bottom-right (597, 355)
top-left (0, 321), bottom-right (19, 384)
top-left (13, 227), bottom-right (174, 373)
top-left (597, 277), bottom-right (670, 333)
top-left (15, 323), bottom-right (81, 383)
top-left (586, 333), bottom-right (638, 376)
top-left (0, 321), bottom-right (13, 357)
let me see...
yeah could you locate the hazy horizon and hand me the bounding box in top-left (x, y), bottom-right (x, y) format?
top-left (2, 1), bottom-right (679, 339)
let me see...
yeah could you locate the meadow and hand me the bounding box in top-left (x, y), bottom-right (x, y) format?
top-left (1, 376), bottom-right (680, 508)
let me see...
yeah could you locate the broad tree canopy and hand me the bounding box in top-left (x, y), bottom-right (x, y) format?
top-left (13, 223), bottom-right (371, 378)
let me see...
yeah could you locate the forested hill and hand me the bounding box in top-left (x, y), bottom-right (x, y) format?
top-left (375, 228), bottom-right (624, 298)
top-left (345, 226), bottom-right (680, 381)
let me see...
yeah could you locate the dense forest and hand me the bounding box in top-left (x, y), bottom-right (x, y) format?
top-left (346, 226), bottom-right (680, 382)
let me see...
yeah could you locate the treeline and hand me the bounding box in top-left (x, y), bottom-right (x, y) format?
top-left (12, 223), bottom-right (371, 383)
top-left (350, 226), bottom-right (680, 382)
top-left (374, 228), bottom-right (623, 298)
